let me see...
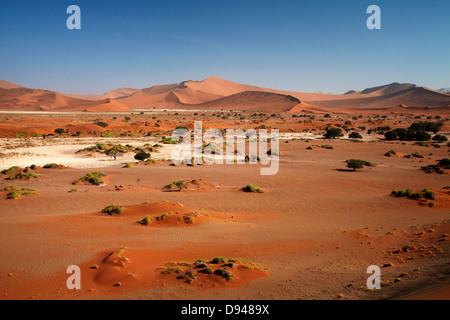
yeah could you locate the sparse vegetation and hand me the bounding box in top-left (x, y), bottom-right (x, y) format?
top-left (6, 170), bottom-right (39, 180)
top-left (345, 159), bottom-right (376, 171)
top-left (324, 127), bottom-right (344, 139)
top-left (134, 151), bottom-right (150, 161)
top-left (73, 172), bottom-right (107, 185)
top-left (167, 180), bottom-right (186, 191)
top-left (391, 188), bottom-right (437, 206)
top-left (242, 184), bottom-right (264, 193)
top-left (384, 150), bottom-right (397, 157)
top-left (102, 204), bottom-right (123, 215)
top-left (43, 163), bottom-right (64, 169)
top-left (421, 158), bottom-right (450, 174)
top-left (4, 186), bottom-right (38, 199)
top-left (404, 152), bottom-right (423, 159)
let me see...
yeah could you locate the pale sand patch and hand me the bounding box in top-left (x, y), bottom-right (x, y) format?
top-left (0, 137), bottom-right (175, 170)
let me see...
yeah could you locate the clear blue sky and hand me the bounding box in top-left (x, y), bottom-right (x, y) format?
top-left (0, 0), bottom-right (449, 94)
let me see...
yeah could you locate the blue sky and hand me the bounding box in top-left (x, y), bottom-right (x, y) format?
top-left (0, 0), bottom-right (449, 94)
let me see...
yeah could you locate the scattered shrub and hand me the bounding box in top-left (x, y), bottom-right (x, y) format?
top-left (324, 127), bottom-right (344, 139)
top-left (134, 151), bottom-right (150, 161)
top-left (102, 204), bottom-right (123, 215)
top-left (345, 159), bottom-right (376, 171)
top-left (43, 163), bottom-right (64, 169)
top-left (384, 150), bottom-right (397, 157)
top-left (242, 184), bottom-right (263, 193)
top-left (167, 180), bottom-right (186, 191)
top-left (433, 135), bottom-right (448, 142)
top-left (73, 172), bottom-right (106, 185)
top-left (348, 132), bottom-right (363, 139)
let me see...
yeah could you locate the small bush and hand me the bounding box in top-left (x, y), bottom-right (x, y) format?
top-left (102, 204), bottom-right (123, 215)
top-left (73, 172), bottom-right (106, 185)
top-left (167, 180), bottom-right (186, 191)
top-left (7, 171), bottom-right (39, 180)
top-left (43, 163), bottom-right (63, 169)
top-left (345, 159), bottom-right (376, 171)
top-left (384, 150), bottom-right (397, 157)
top-left (138, 216), bottom-right (151, 226)
top-left (211, 256), bottom-right (227, 264)
top-left (7, 191), bottom-right (20, 199)
top-left (242, 184), bottom-right (263, 193)
top-left (1, 166), bottom-right (21, 175)
top-left (349, 132), bottom-right (363, 139)
top-left (94, 121), bottom-right (108, 128)
top-left (432, 135), bottom-right (448, 142)
top-left (125, 163), bottom-right (134, 168)
top-left (214, 268), bottom-right (234, 281)
top-left (134, 151), bottom-right (150, 161)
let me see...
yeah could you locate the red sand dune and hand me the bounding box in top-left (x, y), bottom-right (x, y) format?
top-left (65, 88), bottom-right (138, 101)
top-left (1, 77), bottom-right (449, 112)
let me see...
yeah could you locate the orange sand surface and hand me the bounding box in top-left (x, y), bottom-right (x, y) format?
top-left (0, 111), bottom-right (449, 300)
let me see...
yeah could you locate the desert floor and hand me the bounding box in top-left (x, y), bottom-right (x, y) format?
top-left (0, 111), bottom-right (449, 300)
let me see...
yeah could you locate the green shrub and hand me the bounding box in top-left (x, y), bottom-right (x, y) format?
top-left (214, 268), bottom-right (234, 281)
top-left (384, 150), bottom-right (397, 157)
top-left (43, 163), bottom-right (63, 169)
top-left (7, 191), bottom-right (20, 199)
top-left (138, 216), bottom-right (151, 226)
top-left (324, 127), bottom-right (344, 139)
top-left (345, 159), bottom-right (376, 171)
top-left (102, 204), bottom-right (123, 215)
top-left (349, 132), bottom-right (363, 139)
top-left (73, 172), bottom-right (106, 185)
top-left (134, 151), bottom-right (150, 161)
top-left (7, 171), bottom-right (39, 180)
top-left (211, 256), bottom-right (227, 264)
top-left (1, 166), bottom-right (21, 175)
top-left (125, 163), bottom-right (134, 168)
top-left (94, 121), bottom-right (108, 128)
top-left (242, 184), bottom-right (263, 193)
top-left (167, 180), bottom-right (186, 190)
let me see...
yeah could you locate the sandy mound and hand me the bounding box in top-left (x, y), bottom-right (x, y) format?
top-left (100, 201), bottom-right (214, 227)
top-left (82, 100), bottom-right (132, 112)
top-left (162, 179), bottom-right (220, 192)
top-left (80, 248), bottom-right (269, 293)
top-left (158, 256), bottom-right (269, 288)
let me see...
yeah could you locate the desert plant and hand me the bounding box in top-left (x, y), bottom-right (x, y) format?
top-left (349, 132), bottom-right (363, 139)
top-left (214, 268), bottom-right (234, 281)
top-left (43, 163), bottom-right (63, 169)
top-left (324, 127), bottom-right (344, 139)
top-left (211, 256), bottom-right (227, 264)
top-left (384, 150), bottom-right (397, 157)
top-left (54, 128), bottom-right (65, 135)
top-left (102, 204), bottom-right (123, 215)
top-left (134, 151), bottom-right (150, 161)
top-left (345, 159), bottom-right (376, 171)
top-left (73, 172), bottom-right (106, 185)
top-left (242, 184), bottom-right (263, 193)
top-left (138, 216), bottom-right (151, 226)
top-left (7, 171), bottom-right (39, 180)
top-left (167, 180), bottom-right (186, 191)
